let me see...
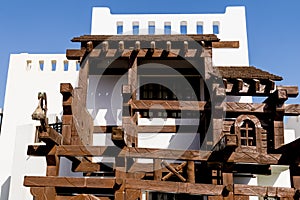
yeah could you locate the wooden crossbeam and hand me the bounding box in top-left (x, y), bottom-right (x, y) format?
top-left (125, 179), bottom-right (224, 196)
top-left (55, 145), bottom-right (283, 164)
top-left (212, 41), bottom-right (239, 48)
top-left (129, 100), bottom-right (206, 111)
top-left (234, 184), bottom-right (296, 198)
top-left (24, 176), bottom-right (116, 189)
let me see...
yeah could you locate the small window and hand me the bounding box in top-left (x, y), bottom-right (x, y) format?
top-left (240, 120), bottom-right (256, 146)
top-left (51, 60), bottom-right (56, 71)
top-left (133, 21), bottom-right (139, 35)
top-left (197, 22), bottom-right (203, 34)
top-left (76, 61), bottom-right (80, 71)
top-left (164, 22), bottom-right (171, 35)
top-left (117, 21), bottom-right (123, 35)
top-left (63, 60), bottom-right (68, 71)
top-left (213, 21), bottom-right (220, 34)
top-left (180, 21), bottom-right (187, 34)
top-left (148, 21), bottom-right (155, 35)
top-left (39, 60), bottom-right (44, 71)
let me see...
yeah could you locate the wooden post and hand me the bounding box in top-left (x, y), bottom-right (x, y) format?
top-left (222, 173), bottom-right (234, 200)
top-left (154, 159), bottom-right (162, 180)
top-left (187, 161), bottom-right (195, 183)
top-left (46, 146), bottom-right (60, 176)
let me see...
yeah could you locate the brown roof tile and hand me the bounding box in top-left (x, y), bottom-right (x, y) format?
top-left (215, 66), bottom-right (283, 81)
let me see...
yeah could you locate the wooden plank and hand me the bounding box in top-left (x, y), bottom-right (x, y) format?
top-left (234, 184), bottom-right (295, 198)
top-left (212, 41), bottom-right (239, 48)
top-left (24, 176), bottom-right (115, 189)
top-left (125, 179), bottom-right (224, 196)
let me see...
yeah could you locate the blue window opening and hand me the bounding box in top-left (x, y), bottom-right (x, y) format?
top-left (180, 25), bottom-right (187, 34)
top-left (164, 23), bottom-right (171, 35)
top-left (133, 22), bottom-right (139, 35)
top-left (39, 61), bottom-right (44, 71)
top-left (76, 61), bottom-right (80, 71)
top-left (213, 24), bottom-right (219, 34)
top-left (51, 60), bottom-right (56, 71)
top-left (117, 25), bottom-right (123, 35)
top-left (64, 61), bottom-right (68, 71)
top-left (149, 26), bottom-right (155, 35)
top-left (117, 22), bottom-right (123, 35)
top-left (149, 21), bottom-right (155, 35)
top-left (197, 24), bottom-right (203, 34)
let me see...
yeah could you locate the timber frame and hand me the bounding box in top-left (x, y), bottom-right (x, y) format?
top-left (24, 34), bottom-right (300, 200)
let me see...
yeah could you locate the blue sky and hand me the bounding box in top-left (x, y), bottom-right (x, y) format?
top-left (1, 0), bottom-right (300, 107)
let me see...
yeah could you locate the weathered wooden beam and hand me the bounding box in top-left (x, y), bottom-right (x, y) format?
top-left (277, 85), bottom-right (299, 97)
top-left (27, 144), bottom-right (54, 156)
top-left (71, 161), bottom-right (101, 172)
top-left (125, 179), bottom-right (224, 196)
top-left (234, 184), bottom-right (296, 198)
top-left (130, 100), bottom-right (206, 111)
top-left (228, 152), bottom-right (282, 164)
top-left (66, 49), bottom-right (86, 60)
top-left (38, 127), bottom-right (62, 145)
top-left (24, 176), bottom-right (116, 189)
top-left (212, 41), bottom-right (239, 48)
top-left (56, 145), bottom-right (283, 164)
top-left (60, 83), bottom-right (74, 94)
top-left (284, 104), bottom-right (300, 116)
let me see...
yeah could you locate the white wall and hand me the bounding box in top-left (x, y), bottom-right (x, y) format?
top-left (91, 6), bottom-right (249, 66)
top-left (0, 54), bottom-right (78, 199)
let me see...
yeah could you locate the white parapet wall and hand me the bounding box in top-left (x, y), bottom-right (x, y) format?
top-left (0, 53), bottom-right (79, 199)
top-left (91, 6), bottom-right (249, 66)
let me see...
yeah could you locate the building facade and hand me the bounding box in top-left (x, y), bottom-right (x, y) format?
top-left (0, 6), bottom-right (299, 200)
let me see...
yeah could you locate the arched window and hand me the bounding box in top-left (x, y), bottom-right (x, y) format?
top-left (235, 115), bottom-right (263, 151)
top-left (240, 119), bottom-right (256, 146)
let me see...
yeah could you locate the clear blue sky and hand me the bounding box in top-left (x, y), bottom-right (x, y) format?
top-left (1, 0), bottom-right (300, 107)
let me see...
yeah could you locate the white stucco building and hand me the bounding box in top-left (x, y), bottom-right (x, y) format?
top-left (0, 6), bottom-right (297, 200)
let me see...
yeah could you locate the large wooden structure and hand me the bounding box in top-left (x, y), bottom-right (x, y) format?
top-left (24, 34), bottom-right (300, 199)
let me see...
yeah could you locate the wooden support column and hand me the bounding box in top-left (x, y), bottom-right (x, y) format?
top-left (187, 161), bottom-right (195, 183)
top-left (222, 173), bottom-right (234, 200)
top-left (115, 157), bottom-right (126, 200)
top-left (125, 189), bottom-right (142, 200)
top-left (153, 159), bottom-right (162, 180)
top-left (46, 147), bottom-right (60, 176)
